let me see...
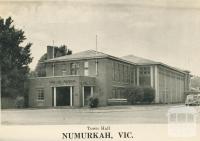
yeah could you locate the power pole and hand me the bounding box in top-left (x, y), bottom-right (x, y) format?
top-left (95, 35), bottom-right (98, 76)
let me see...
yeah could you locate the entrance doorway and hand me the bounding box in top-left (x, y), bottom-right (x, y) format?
top-left (56, 87), bottom-right (70, 106)
top-left (82, 86), bottom-right (94, 106)
top-left (52, 86), bottom-right (73, 107)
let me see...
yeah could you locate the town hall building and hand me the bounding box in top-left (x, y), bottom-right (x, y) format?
top-left (28, 46), bottom-right (191, 107)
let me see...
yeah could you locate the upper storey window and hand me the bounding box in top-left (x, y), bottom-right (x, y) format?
top-left (139, 66), bottom-right (151, 86)
top-left (84, 61), bottom-right (89, 76)
top-left (139, 67), bottom-right (150, 75)
top-left (70, 63), bottom-right (79, 75)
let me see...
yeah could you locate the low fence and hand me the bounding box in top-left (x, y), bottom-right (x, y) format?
top-left (107, 98), bottom-right (128, 106)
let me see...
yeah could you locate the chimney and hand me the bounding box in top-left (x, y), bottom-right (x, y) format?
top-left (47, 46), bottom-right (54, 60)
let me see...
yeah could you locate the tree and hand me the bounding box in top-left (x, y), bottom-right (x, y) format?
top-left (0, 17), bottom-right (33, 98)
top-left (191, 76), bottom-right (200, 89)
top-left (34, 45), bottom-right (72, 77)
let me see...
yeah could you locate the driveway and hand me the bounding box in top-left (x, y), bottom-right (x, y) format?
top-left (1, 104), bottom-right (200, 125)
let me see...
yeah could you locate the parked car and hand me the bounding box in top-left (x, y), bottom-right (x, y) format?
top-left (185, 94), bottom-right (200, 106)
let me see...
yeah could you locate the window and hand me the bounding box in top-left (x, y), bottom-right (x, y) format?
top-left (139, 67), bottom-right (151, 86)
top-left (111, 87), bottom-right (125, 99)
top-left (124, 65), bottom-right (127, 82)
top-left (84, 61), bottom-right (88, 68)
top-left (112, 62), bottom-right (115, 81)
top-left (114, 62), bottom-right (118, 81)
top-left (84, 61), bottom-right (89, 76)
top-left (131, 67), bottom-right (135, 84)
top-left (140, 67), bottom-right (150, 75)
top-left (62, 63), bottom-right (67, 76)
top-left (37, 88), bottom-right (44, 101)
top-left (119, 64), bottom-right (123, 82)
top-left (70, 63), bottom-right (79, 75)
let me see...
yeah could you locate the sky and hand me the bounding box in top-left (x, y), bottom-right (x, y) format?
top-left (1, 0), bottom-right (200, 76)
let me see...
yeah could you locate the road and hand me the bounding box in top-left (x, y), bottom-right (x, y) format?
top-left (1, 104), bottom-right (200, 125)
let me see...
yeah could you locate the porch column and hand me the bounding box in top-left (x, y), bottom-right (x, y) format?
top-left (82, 86), bottom-right (84, 107)
top-left (70, 86), bottom-right (73, 106)
top-left (91, 86), bottom-right (94, 97)
top-left (53, 87), bottom-right (56, 107)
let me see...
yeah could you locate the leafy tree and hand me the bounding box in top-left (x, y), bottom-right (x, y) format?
top-left (35, 45), bottom-right (72, 77)
top-left (0, 17), bottom-right (33, 98)
top-left (191, 76), bottom-right (200, 89)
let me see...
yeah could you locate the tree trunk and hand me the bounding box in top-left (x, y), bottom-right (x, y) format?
top-left (0, 65), bottom-right (1, 111)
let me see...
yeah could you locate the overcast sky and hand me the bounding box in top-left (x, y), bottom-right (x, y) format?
top-left (1, 0), bottom-right (200, 76)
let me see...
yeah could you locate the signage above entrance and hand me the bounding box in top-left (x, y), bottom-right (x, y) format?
top-left (49, 79), bottom-right (76, 85)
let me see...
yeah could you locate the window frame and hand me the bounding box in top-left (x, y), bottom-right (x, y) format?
top-left (84, 61), bottom-right (89, 76)
top-left (70, 62), bottom-right (79, 75)
top-left (36, 88), bottom-right (45, 101)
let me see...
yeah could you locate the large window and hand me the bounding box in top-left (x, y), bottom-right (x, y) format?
top-left (62, 63), bottom-right (67, 76)
top-left (130, 67), bottom-right (136, 84)
top-left (70, 63), bottom-right (79, 75)
top-left (36, 88), bottom-right (44, 101)
top-left (111, 87), bottom-right (126, 99)
top-left (139, 66), bottom-right (151, 86)
top-left (84, 61), bottom-right (89, 76)
top-left (112, 61), bottom-right (136, 84)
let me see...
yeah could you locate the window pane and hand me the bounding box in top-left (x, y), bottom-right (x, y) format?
top-left (37, 88), bottom-right (44, 100)
top-left (84, 62), bottom-right (89, 68)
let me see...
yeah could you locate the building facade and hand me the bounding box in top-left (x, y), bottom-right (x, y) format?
top-left (28, 46), bottom-right (190, 107)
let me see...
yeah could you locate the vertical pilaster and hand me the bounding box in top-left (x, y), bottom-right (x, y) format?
top-left (150, 66), bottom-right (154, 88)
top-left (53, 63), bottom-right (55, 76)
top-left (154, 65), bottom-right (159, 103)
top-left (136, 67), bottom-right (140, 86)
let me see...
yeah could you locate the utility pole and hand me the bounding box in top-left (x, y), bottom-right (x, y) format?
top-left (95, 35), bottom-right (98, 76)
top-left (52, 40), bottom-right (55, 58)
top-left (52, 40), bottom-right (55, 76)
top-left (96, 35), bottom-right (98, 52)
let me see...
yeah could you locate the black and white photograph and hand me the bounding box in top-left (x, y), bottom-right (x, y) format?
top-left (0, 0), bottom-right (200, 141)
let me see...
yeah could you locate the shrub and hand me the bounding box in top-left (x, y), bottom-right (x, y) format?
top-left (15, 96), bottom-right (25, 108)
top-left (125, 86), bottom-right (144, 104)
top-left (143, 87), bottom-right (155, 103)
top-left (88, 96), bottom-right (99, 108)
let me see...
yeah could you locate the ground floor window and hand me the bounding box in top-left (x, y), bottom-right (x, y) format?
top-left (36, 88), bottom-right (44, 101)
